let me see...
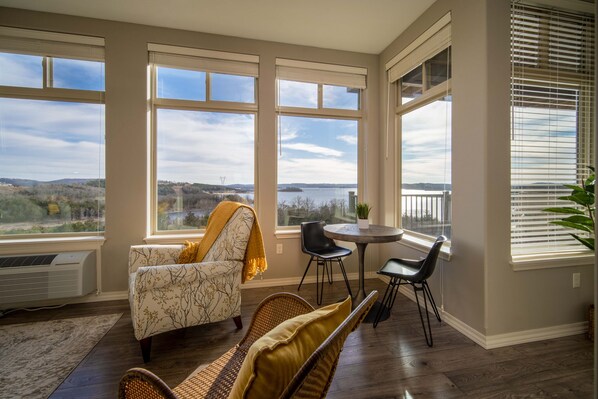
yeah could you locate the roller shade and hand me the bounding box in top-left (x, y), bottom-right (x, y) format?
top-left (149, 43), bottom-right (259, 77)
top-left (510, 2), bottom-right (595, 256)
top-left (276, 58), bottom-right (366, 89)
top-left (387, 13), bottom-right (451, 83)
top-left (0, 27), bottom-right (104, 61)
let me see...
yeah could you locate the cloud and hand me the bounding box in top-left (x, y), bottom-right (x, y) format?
top-left (337, 134), bottom-right (357, 145)
top-left (278, 157), bottom-right (357, 184)
top-left (278, 80), bottom-right (317, 108)
top-left (282, 142), bottom-right (342, 157)
top-left (0, 53), bottom-right (42, 88)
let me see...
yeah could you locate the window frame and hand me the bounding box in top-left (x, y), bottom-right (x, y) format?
top-left (509, 1), bottom-right (595, 262)
top-left (0, 28), bottom-right (106, 239)
top-left (148, 47), bottom-right (259, 237)
top-left (274, 60), bottom-right (365, 231)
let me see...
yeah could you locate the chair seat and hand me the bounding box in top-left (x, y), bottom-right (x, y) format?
top-left (305, 245), bottom-right (351, 260)
top-left (377, 258), bottom-right (421, 280)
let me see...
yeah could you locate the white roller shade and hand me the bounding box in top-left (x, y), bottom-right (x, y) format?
top-left (387, 19), bottom-right (451, 83)
top-left (0, 27), bottom-right (104, 61)
top-left (149, 44), bottom-right (259, 77)
top-left (276, 58), bottom-right (366, 89)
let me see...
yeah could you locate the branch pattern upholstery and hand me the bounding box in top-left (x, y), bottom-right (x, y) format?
top-left (128, 207), bottom-right (254, 343)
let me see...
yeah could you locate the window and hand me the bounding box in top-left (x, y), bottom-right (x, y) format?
top-left (276, 59), bottom-right (366, 227)
top-left (387, 15), bottom-right (452, 240)
top-left (0, 28), bottom-right (105, 236)
top-left (510, 2), bottom-right (595, 257)
top-left (149, 45), bottom-right (258, 233)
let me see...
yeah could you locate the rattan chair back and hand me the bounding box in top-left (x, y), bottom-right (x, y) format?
top-left (281, 290), bottom-right (378, 399)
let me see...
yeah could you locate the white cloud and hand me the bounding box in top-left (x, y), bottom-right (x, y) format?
top-left (283, 142), bottom-right (342, 157)
top-left (337, 134), bottom-right (357, 145)
top-left (278, 157), bottom-right (357, 184)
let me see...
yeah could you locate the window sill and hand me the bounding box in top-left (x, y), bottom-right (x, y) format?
top-left (394, 232), bottom-right (452, 261)
top-left (144, 233), bottom-right (204, 245)
top-left (274, 229), bottom-right (301, 239)
top-left (0, 235), bottom-right (105, 255)
top-left (511, 252), bottom-right (594, 271)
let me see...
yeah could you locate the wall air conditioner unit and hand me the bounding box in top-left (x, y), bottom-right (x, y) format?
top-left (0, 251), bottom-right (96, 307)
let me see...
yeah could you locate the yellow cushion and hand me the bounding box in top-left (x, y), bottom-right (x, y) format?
top-left (228, 296), bottom-right (352, 399)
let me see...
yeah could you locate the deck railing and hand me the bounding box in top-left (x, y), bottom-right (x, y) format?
top-left (401, 191), bottom-right (452, 238)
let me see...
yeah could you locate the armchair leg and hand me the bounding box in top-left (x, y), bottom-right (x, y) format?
top-left (233, 315), bottom-right (243, 329)
top-left (140, 337), bottom-right (152, 363)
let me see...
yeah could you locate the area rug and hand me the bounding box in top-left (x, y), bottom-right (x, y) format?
top-left (0, 313), bottom-right (122, 399)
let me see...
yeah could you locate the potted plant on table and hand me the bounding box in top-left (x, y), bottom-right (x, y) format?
top-left (356, 202), bottom-right (372, 229)
top-left (543, 166), bottom-right (595, 342)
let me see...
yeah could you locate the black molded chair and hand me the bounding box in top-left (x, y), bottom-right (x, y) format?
top-left (373, 235), bottom-right (447, 347)
top-left (299, 221), bottom-right (353, 305)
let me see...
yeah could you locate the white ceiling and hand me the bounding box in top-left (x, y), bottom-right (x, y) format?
top-left (0, 0), bottom-right (435, 54)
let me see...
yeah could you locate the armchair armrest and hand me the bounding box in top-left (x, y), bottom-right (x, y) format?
top-left (134, 261), bottom-right (242, 293)
top-left (118, 367), bottom-right (179, 399)
top-left (129, 245), bottom-right (184, 274)
top-left (238, 292), bottom-right (315, 349)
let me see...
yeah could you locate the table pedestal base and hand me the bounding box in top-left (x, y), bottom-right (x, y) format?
top-left (363, 300), bottom-right (390, 324)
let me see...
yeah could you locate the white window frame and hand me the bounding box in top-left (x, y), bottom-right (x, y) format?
top-left (509, 1), bottom-right (595, 266)
top-left (275, 58), bottom-right (366, 231)
top-left (0, 27), bottom-right (106, 240)
top-left (148, 44), bottom-right (259, 238)
top-left (386, 13), bottom-right (453, 250)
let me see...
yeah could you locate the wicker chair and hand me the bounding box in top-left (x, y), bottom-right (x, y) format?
top-left (119, 291), bottom-right (378, 399)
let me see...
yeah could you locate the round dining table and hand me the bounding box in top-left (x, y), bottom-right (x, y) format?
top-left (323, 223), bottom-right (403, 321)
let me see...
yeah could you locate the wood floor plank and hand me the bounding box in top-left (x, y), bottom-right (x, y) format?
top-left (0, 279), bottom-right (594, 398)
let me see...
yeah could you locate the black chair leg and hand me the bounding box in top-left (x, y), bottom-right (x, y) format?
top-left (423, 281), bottom-right (441, 322)
top-left (413, 284), bottom-right (433, 347)
top-left (337, 258), bottom-right (353, 298)
top-left (326, 260), bottom-right (333, 284)
top-left (298, 257), bottom-right (314, 291)
top-left (316, 259), bottom-right (326, 306)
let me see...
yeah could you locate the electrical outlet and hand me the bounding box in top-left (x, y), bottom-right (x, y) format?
top-left (572, 272), bottom-right (581, 288)
top-left (276, 243), bottom-right (283, 254)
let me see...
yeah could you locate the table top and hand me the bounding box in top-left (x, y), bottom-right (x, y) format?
top-left (323, 223), bottom-right (403, 244)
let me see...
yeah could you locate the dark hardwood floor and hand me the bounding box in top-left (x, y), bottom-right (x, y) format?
top-left (1, 279), bottom-right (594, 398)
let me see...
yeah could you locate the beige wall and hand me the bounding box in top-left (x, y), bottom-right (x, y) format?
top-left (0, 7), bottom-right (379, 293)
top-left (379, 0), bottom-right (595, 337)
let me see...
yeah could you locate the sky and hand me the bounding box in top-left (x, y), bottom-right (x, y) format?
top-left (0, 52), bottom-right (578, 188)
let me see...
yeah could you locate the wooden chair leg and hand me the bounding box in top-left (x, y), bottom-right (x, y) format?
top-left (233, 315), bottom-right (243, 329)
top-left (140, 337), bottom-right (152, 363)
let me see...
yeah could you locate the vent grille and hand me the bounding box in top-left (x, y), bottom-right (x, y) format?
top-left (0, 254), bottom-right (58, 268)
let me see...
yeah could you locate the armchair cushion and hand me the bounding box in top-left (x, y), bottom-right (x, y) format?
top-left (229, 296), bottom-right (351, 399)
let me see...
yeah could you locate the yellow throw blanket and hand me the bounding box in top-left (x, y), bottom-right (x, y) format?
top-left (178, 201), bottom-right (267, 283)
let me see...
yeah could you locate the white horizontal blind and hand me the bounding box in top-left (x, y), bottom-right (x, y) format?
top-left (510, 2), bottom-right (595, 256)
top-left (276, 58), bottom-right (367, 89)
top-left (0, 27), bottom-right (104, 61)
top-left (148, 44), bottom-right (259, 77)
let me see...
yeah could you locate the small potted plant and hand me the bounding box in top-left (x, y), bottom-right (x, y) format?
top-left (356, 202), bottom-right (372, 229)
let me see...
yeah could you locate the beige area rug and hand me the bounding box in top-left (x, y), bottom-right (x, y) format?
top-left (0, 313), bottom-right (122, 399)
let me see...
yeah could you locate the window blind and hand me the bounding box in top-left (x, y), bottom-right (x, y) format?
top-left (276, 58), bottom-right (367, 89)
top-left (510, 1), bottom-right (595, 256)
top-left (0, 27), bottom-right (104, 61)
top-left (148, 44), bottom-right (259, 77)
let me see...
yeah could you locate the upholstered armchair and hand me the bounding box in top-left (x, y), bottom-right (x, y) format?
top-left (128, 205), bottom-right (256, 362)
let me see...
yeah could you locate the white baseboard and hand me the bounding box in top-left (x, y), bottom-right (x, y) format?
top-left (378, 275), bottom-right (588, 350)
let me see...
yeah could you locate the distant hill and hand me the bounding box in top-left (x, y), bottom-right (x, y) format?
top-left (0, 178), bottom-right (100, 187)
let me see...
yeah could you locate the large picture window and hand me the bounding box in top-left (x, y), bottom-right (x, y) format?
top-left (510, 2), bottom-right (595, 257)
top-left (0, 28), bottom-right (105, 236)
top-left (388, 16), bottom-right (452, 241)
top-left (149, 45), bottom-right (258, 233)
top-left (275, 59), bottom-right (365, 227)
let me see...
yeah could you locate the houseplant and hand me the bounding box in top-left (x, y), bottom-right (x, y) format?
top-left (543, 166), bottom-right (595, 342)
top-left (543, 166), bottom-right (595, 251)
top-left (356, 202), bottom-right (372, 229)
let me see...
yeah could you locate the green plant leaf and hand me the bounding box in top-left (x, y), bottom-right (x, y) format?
top-left (551, 220), bottom-right (593, 233)
top-left (562, 215), bottom-right (594, 226)
top-left (571, 234), bottom-right (595, 251)
top-left (559, 192), bottom-right (594, 206)
top-left (564, 184), bottom-right (584, 193)
top-left (542, 207), bottom-right (584, 215)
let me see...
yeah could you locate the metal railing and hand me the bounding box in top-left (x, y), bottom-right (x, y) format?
top-left (401, 191), bottom-right (452, 238)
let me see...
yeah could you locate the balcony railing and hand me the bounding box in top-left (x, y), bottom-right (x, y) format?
top-left (401, 191), bottom-right (452, 238)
